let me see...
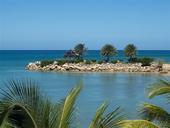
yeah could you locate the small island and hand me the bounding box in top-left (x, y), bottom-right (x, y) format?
top-left (26, 43), bottom-right (170, 74)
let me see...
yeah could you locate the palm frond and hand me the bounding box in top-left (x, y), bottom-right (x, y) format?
top-left (139, 103), bottom-right (170, 125)
top-left (89, 102), bottom-right (108, 128)
top-left (89, 102), bottom-right (124, 128)
top-left (0, 102), bottom-right (38, 128)
top-left (0, 79), bottom-right (47, 128)
top-left (120, 120), bottom-right (159, 128)
top-left (56, 83), bottom-right (82, 128)
top-left (147, 80), bottom-right (170, 100)
top-left (0, 79), bottom-right (83, 128)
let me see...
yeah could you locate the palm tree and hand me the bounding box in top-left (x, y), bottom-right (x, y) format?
top-left (2, 78), bottom-right (165, 128)
top-left (124, 44), bottom-right (137, 62)
top-left (0, 79), bottom-right (125, 128)
top-left (74, 43), bottom-right (87, 60)
top-left (0, 79), bottom-right (82, 128)
top-left (100, 44), bottom-right (117, 62)
top-left (64, 50), bottom-right (78, 60)
top-left (139, 80), bottom-right (170, 127)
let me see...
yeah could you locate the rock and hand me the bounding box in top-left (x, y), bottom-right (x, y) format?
top-left (26, 61), bottom-right (170, 74)
top-left (26, 63), bottom-right (40, 70)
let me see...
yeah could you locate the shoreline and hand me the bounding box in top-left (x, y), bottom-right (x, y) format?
top-left (27, 69), bottom-right (170, 76)
top-left (26, 61), bottom-right (170, 74)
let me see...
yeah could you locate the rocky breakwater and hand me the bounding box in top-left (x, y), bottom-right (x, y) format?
top-left (26, 61), bottom-right (169, 73)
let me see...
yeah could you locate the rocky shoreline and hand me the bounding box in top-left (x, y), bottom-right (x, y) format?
top-left (26, 61), bottom-right (170, 74)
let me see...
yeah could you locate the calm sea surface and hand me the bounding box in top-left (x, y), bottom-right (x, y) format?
top-left (0, 50), bottom-right (170, 127)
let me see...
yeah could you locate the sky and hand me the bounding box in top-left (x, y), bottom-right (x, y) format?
top-left (0, 0), bottom-right (170, 50)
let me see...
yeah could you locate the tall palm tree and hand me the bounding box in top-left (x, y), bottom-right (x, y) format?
top-left (139, 80), bottom-right (170, 127)
top-left (0, 79), bottom-right (125, 128)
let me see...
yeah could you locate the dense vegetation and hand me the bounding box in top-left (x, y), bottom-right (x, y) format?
top-left (74, 43), bottom-right (87, 60)
top-left (40, 43), bottom-right (157, 67)
top-left (124, 44), bottom-right (137, 62)
top-left (100, 44), bottom-right (117, 62)
top-left (41, 60), bottom-right (54, 67)
top-left (138, 57), bottom-right (154, 66)
top-left (0, 78), bottom-right (169, 128)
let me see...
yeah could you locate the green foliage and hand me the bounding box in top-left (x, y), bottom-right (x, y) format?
top-left (138, 57), bottom-right (154, 66)
top-left (1, 78), bottom-right (168, 128)
top-left (89, 102), bottom-right (124, 128)
top-left (100, 44), bottom-right (117, 62)
top-left (0, 79), bottom-right (82, 128)
top-left (140, 103), bottom-right (170, 124)
top-left (139, 80), bottom-right (170, 127)
top-left (64, 50), bottom-right (78, 60)
top-left (85, 60), bottom-right (92, 64)
top-left (111, 60), bottom-right (118, 64)
top-left (65, 59), bottom-right (83, 64)
top-left (124, 44), bottom-right (137, 62)
top-left (147, 80), bottom-right (170, 100)
top-left (74, 43), bottom-right (87, 60)
top-left (0, 79), bottom-right (126, 128)
top-left (75, 58), bottom-right (84, 63)
top-left (57, 59), bottom-right (67, 65)
top-left (157, 60), bottom-right (163, 71)
top-left (91, 59), bottom-right (97, 63)
top-left (97, 60), bottom-right (103, 64)
top-left (41, 60), bottom-right (54, 67)
top-left (120, 120), bottom-right (159, 128)
top-left (57, 83), bottom-right (82, 128)
top-left (128, 57), bottom-right (139, 63)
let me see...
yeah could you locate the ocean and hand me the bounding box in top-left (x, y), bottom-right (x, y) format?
top-left (0, 50), bottom-right (170, 127)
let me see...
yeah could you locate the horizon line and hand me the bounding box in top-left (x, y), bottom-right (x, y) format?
top-left (0, 49), bottom-right (170, 51)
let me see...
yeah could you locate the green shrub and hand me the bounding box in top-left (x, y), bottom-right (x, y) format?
top-left (85, 60), bottom-right (91, 64)
top-left (74, 59), bottom-right (83, 63)
top-left (128, 57), bottom-right (139, 63)
top-left (157, 60), bottom-right (163, 71)
top-left (91, 59), bottom-right (97, 63)
top-left (41, 60), bottom-right (54, 67)
top-left (158, 60), bottom-right (163, 67)
top-left (57, 59), bottom-right (67, 66)
top-left (139, 57), bottom-right (154, 66)
top-left (97, 60), bottom-right (103, 64)
top-left (111, 60), bottom-right (117, 64)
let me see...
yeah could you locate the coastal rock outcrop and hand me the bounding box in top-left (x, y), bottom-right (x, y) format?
top-left (26, 61), bottom-right (170, 73)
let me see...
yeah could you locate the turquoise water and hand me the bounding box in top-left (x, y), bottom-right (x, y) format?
top-left (0, 50), bottom-right (170, 127)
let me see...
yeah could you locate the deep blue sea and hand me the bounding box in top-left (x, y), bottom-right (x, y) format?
top-left (0, 50), bottom-right (170, 127)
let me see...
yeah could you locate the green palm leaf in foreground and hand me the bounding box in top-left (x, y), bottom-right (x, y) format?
top-left (120, 120), bottom-right (159, 128)
top-left (1, 79), bottom-right (168, 128)
top-left (57, 84), bottom-right (82, 128)
top-left (0, 79), bottom-right (82, 128)
top-left (89, 102), bottom-right (124, 128)
top-left (139, 103), bottom-right (170, 123)
top-left (139, 79), bottom-right (170, 127)
top-left (147, 80), bottom-right (170, 101)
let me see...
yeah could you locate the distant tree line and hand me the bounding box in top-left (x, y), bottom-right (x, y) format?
top-left (64, 43), bottom-right (138, 62)
top-left (63, 43), bottom-right (156, 66)
top-left (41, 43), bottom-right (156, 67)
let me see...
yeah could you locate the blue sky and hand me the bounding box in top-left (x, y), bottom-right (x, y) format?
top-left (0, 0), bottom-right (170, 50)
